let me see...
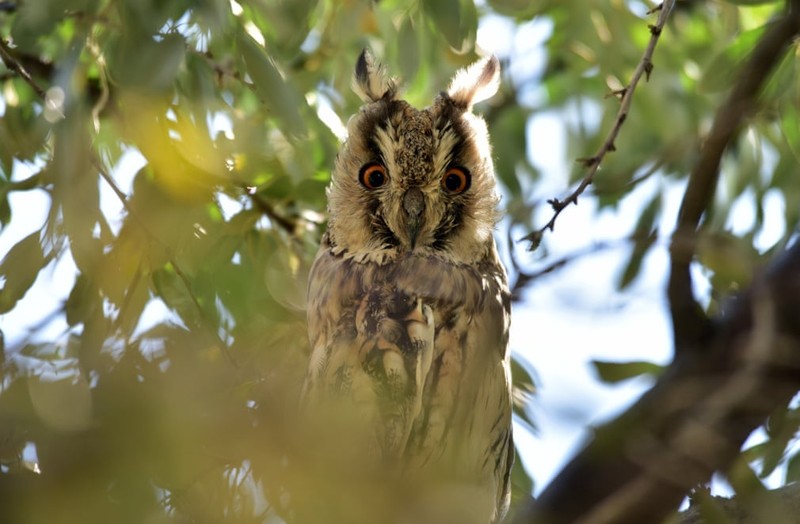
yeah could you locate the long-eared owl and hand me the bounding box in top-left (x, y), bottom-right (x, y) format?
top-left (302, 50), bottom-right (512, 524)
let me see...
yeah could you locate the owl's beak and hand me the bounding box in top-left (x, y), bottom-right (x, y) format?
top-left (403, 187), bottom-right (425, 249)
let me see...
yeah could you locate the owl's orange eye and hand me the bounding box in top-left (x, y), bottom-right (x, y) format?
top-left (441, 166), bottom-right (471, 194)
top-left (359, 163), bottom-right (387, 190)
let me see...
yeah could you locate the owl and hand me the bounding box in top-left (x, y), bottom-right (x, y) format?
top-left (301, 50), bottom-right (512, 524)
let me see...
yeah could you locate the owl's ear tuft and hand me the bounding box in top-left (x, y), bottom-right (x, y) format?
top-left (353, 49), bottom-right (397, 103)
top-left (446, 55), bottom-right (500, 111)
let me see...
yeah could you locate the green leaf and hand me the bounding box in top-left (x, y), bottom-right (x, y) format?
top-left (152, 265), bottom-right (202, 328)
top-left (423, 0), bottom-right (463, 50)
top-left (786, 450), bottom-right (800, 483)
top-left (0, 191), bottom-right (10, 227)
top-left (487, 0), bottom-right (541, 17)
top-left (237, 33), bottom-right (307, 137)
top-left (510, 355), bottom-right (537, 432)
top-left (591, 359), bottom-right (664, 384)
top-left (617, 193), bottom-right (659, 290)
top-left (0, 232), bottom-right (46, 313)
top-left (107, 32), bottom-right (186, 90)
top-left (397, 17), bottom-right (421, 82)
top-left (699, 25), bottom-right (767, 93)
top-left (66, 273), bottom-right (102, 328)
top-left (721, 0), bottom-right (780, 4)
top-left (490, 108), bottom-right (529, 195)
top-left (780, 108), bottom-right (800, 163)
top-left (9, 0), bottom-right (62, 52)
top-left (510, 445), bottom-right (534, 506)
top-left (116, 271), bottom-right (150, 338)
top-left (760, 407), bottom-right (800, 478)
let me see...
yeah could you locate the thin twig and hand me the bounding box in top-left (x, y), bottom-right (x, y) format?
top-left (510, 240), bottom-right (614, 301)
top-left (246, 188), bottom-right (300, 235)
top-left (521, 0), bottom-right (675, 251)
top-left (0, 38), bottom-right (47, 99)
top-left (508, 157), bottom-right (665, 299)
top-left (509, 233), bottom-right (667, 301)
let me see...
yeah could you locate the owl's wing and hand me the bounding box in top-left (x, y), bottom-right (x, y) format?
top-left (303, 243), bottom-right (513, 523)
top-left (390, 253), bottom-right (514, 522)
top-left (303, 244), bottom-right (435, 461)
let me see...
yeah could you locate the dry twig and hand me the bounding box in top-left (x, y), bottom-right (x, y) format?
top-left (521, 1), bottom-right (675, 251)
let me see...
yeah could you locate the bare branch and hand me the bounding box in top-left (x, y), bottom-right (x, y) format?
top-left (0, 38), bottom-right (47, 99)
top-left (668, 3), bottom-right (800, 355)
top-left (508, 159), bottom-right (664, 300)
top-left (521, 1), bottom-right (675, 251)
top-left (512, 239), bottom-right (800, 524)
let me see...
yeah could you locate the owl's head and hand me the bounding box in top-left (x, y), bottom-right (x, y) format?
top-left (325, 50), bottom-right (502, 265)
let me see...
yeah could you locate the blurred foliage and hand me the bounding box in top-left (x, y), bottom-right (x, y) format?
top-left (0, 0), bottom-right (798, 522)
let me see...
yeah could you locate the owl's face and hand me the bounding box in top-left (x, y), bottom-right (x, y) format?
top-left (326, 51), bottom-right (501, 265)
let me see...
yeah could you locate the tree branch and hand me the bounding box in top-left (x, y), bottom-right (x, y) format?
top-left (246, 188), bottom-right (300, 236)
top-left (668, 2), bottom-right (800, 355)
top-left (521, 1), bottom-right (675, 252)
top-left (0, 38), bottom-right (46, 99)
top-left (513, 239), bottom-right (800, 524)
top-left (512, 4), bottom-right (800, 522)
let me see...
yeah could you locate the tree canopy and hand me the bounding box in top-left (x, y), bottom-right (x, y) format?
top-left (1, 0), bottom-right (800, 522)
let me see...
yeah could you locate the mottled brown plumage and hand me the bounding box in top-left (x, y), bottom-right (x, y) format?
top-left (303, 50), bottom-right (512, 524)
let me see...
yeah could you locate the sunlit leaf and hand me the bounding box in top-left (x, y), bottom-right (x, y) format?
top-left (0, 232), bottom-right (46, 313)
top-left (591, 359), bottom-right (664, 384)
top-left (121, 97), bottom-right (223, 203)
top-left (780, 108), bottom-right (800, 163)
